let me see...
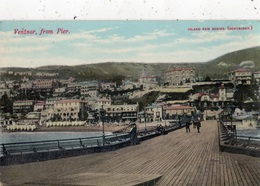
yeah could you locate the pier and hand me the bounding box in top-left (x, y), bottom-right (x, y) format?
top-left (1, 120), bottom-right (260, 185)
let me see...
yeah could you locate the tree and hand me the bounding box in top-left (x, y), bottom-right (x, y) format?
top-left (204, 76), bottom-right (211, 82)
top-left (0, 94), bottom-right (13, 113)
top-left (233, 84), bottom-right (256, 106)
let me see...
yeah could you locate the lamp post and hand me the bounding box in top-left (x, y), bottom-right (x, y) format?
top-left (229, 104), bottom-right (236, 138)
top-left (144, 110), bottom-right (147, 132)
top-left (156, 110), bottom-right (160, 122)
top-left (224, 104), bottom-right (236, 137)
top-left (164, 113), bottom-right (167, 127)
top-left (99, 105), bottom-right (106, 146)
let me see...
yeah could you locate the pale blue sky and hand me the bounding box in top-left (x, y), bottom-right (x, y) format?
top-left (1, 20), bottom-right (259, 68)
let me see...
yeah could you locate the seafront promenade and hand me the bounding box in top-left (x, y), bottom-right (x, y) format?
top-left (1, 120), bottom-right (260, 185)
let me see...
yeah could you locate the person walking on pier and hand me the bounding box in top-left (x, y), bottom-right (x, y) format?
top-left (185, 120), bottom-right (190, 133)
top-left (129, 123), bottom-right (138, 145)
top-left (196, 120), bottom-right (201, 133)
top-left (191, 120), bottom-right (196, 128)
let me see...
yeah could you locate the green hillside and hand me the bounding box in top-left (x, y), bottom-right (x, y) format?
top-left (51, 46), bottom-right (260, 80)
top-left (200, 46), bottom-right (260, 79)
top-left (1, 46), bottom-right (260, 81)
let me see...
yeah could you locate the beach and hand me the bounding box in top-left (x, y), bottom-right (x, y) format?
top-left (1, 122), bottom-right (162, 133)
top-left (1, 125), bottom-right (129, 133)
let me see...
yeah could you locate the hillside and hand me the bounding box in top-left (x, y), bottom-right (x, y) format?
top-left (1, 46), bottom-right (260, 81)
top-left (58, 46), bottom-right (260, 80)
top-left (201, 46), bottom-right (260, 79)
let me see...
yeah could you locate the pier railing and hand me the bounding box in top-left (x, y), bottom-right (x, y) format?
top-left (218, 118), bottom-right (260, 157)
top-left (1, 133), bottom-right (130, 157)
top-left (0, 122), bottom-right (185, 165)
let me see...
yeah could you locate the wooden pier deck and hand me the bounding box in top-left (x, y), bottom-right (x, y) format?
top-left (1, 120), bottom-right (260, 185)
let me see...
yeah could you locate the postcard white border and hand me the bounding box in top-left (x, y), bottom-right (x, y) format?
top-left (0, 0), bottom-right (259, 20)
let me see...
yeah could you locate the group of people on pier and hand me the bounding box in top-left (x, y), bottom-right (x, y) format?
top-left (129, 116), bottom-right (202, 146)
top-left (185, 118), bottom-right (201, 133)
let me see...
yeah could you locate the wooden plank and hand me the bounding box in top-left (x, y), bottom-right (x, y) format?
top-left (232, 159), bottom-right (247, 186)
top-left (219, 154), bottom-right (226, 186)
top-left (176, 140), bottom-right (206, 186)
top-left (27, 173), bottom-right (162, 186)
top-left (1, 120), bottom-right (260, 186)
top-left (222, 155), bottom-right (231, 186)
top-left (226, 156), bottom-right (239, 185)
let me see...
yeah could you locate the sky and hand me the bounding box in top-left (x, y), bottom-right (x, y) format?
top-left (0, 20), bottom-right (259, 68)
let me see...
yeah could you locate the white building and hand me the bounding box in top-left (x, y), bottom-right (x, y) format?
top-left (95, 97), bottom-right (112, 110)
top-left (164, 67), bottom-right (195, 86)
top-left (13, 100), bottom-right (34, 114)
top-left (104, 103), bottom-right (139, 122)
top-left (0, 81), bottom-right (7, 89)
top-left (49, 99), bottom-right (88, 121)
top-left (80, 81), bottom-right (99, 97)
top-left (164, 105), bottom-right (195, 116)
top-left (53, 87), bottom-right (67, 97)
top-left (0, 88), bottom-right (11, 98)
top-left (139, 75), bottom-right (158, 90)
top-left (34, 101), bottom-right (45, 112)
top-left (140, 104), bottom-right (163, 122)
top-left (229, 68), bottom-right (252, 86)
top-left (100, 82), bottom-right (116, 91)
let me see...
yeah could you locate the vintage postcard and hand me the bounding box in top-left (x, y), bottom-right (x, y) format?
top-left (0, 20), bottom-right (260, 185)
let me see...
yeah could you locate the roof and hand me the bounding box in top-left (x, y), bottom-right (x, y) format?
top-left (233, 68), bottom-right (252, 72)
top-left (210, 94), bottom-right (219, 98)
top-left (56, 99), bottom-right (84, 104)
top-left (35, 103), bottom-right (45, 106)
top-left (219, 84), bottom-right (225, 89)
top-left (198, 93), bottom-right (219, 99)
top-left (96, 98), bottom-right (112, 102)
top-left (14, 100), bottom-right (34, 103)
top-left (165, 105), bottom-right (194, 110)
top-left (146, 105), bottom-right (162, 109)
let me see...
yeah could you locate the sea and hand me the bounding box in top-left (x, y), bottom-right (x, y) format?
top-left (0, 131), bottom-right (112, 144)
top-left (0, 131), bottom-right (113, 156)
top-left (236, 129), bottom-right (260, 139)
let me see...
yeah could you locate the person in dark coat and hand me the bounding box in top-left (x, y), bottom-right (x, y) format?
top-left (196, 120), bottom-right (201, 133)
top-left (129, 123), bottom-right (138, 145)
top-left (191, 120), bottom-right (196, 128)
top-left (185, 121), bottom-right (190, 132)
top-left (156, 124), bottom-right (167, 135)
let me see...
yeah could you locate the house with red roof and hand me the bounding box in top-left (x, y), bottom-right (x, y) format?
top-left (164, 105), bottom-right (195, 116)
top-left (34, 101), bottom-right (45, 112)
top-left (96, 97), bottom-right (112, 108)
top-left (189, 83), bottom-right (234, 110)
top-left (163, 67), bottom-right (195, 86)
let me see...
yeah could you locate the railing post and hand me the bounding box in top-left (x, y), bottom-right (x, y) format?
top-left (57, 140), bottom-right (62, 150)
top-left (79, 138), bottom-right (84, 147)
top-left (217, 120), bottom-right (221, 149)
top-left (247, 137), bottom-right (251, 146)
top-left (2, 144), bottom-right (8, 156)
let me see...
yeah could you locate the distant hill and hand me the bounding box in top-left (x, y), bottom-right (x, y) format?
top-left (200, 46), bottom-right (260, 79)
top-left (1, 46), bottom-right (260, 81)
